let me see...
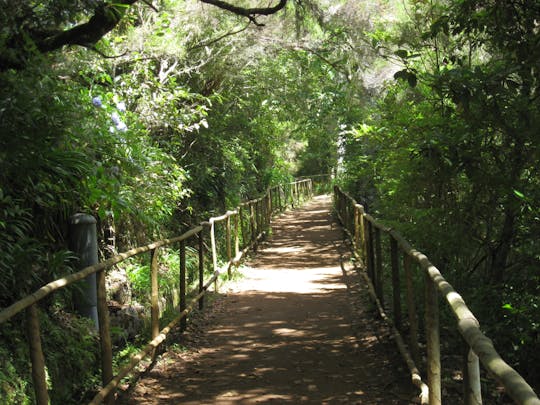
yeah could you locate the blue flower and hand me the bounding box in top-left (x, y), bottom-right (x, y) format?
top-left (116, 121), bottom-right (128, 132)
top-left (92, 96), bottom-right (102, 107)
top-left (116, 101), bottom-right (126, 112)
top-left (111, 112), bottom-right (121, 125)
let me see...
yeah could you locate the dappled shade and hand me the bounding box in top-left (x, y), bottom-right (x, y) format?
top-left (119, 196), bottom-right (413, 404)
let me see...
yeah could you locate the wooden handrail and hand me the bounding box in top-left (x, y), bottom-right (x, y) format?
top-left (333, 185), bottom-right (540, 405)
top-left (0, 178), bottom-right (315, 404)
top-left (0, 226), bottom-right (203, 324)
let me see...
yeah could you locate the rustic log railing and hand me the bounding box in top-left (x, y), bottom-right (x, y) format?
top-left (297, 173), bottom-right (333, 195)
top-left (0, 179), bottom-right (313, 405)
top-left (334, 186), bottom-right (540, 405)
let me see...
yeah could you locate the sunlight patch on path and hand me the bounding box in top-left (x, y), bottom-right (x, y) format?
top-left (229, 267), bottom-right (345, 294)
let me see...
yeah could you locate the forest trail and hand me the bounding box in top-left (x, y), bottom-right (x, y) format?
top-left (118, 195), bottom-right (415, 404)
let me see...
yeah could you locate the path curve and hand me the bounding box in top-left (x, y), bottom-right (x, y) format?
top-left (119, 195), bottom-right (415, 404)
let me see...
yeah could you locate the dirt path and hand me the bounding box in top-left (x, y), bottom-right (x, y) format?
top-left (119, 195), bottom-right (416, 404)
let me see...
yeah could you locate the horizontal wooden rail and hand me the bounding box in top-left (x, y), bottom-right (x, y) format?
top-left (0, 178), bottom-right (315, 404)
top-left (334, 185), bottom-right (540, 405)
top-left (89, 271), bottom-right (219, 404)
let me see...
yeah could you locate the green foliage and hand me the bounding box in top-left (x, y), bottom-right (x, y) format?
top-left (340, 0), bottom-right (540, 388)
top-left (40, 310), bottom-right (100, 404)
top-left (0, 323), bottom-right (32, 404)
top-left (0, 310), bottom-right (100, 405)
top-left (125, 247), bottom-right (201, 306)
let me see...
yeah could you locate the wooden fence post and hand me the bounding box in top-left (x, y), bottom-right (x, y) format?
top-left (390, 237), bottom-right (402, 331)
top-left (267, 194), bottom-right (271, 225)
top-left (353, 205), bottom-right (360, 252)
top-left (96, 269), bottom-right (114, 404)
top-left (250, 203), bottom-right (256, 251)
top-left (150, 248), bottom-right (160, 349)
top-left (464, 346), bottom-right (482, 405)
top-left (359, 206), bottom-right (366, 263)
top-left (375, 227), bottom-right (384, 307)
top-left (179, 240), bottom-right (187, 331)
top-left (365, 221), bottom-right (375, 283)
top-left (198, 230), bottom-right (205, 310)
top-left (210, 220), bottom-right (218, 292)
top-left (404, 254), bottom-right (420, 367)
top-left (239, 206), bottom-right (246, 251)
top-left (425, 273), bottom-right (442, 405)
top-left (26, 304), bottom-right (49, 405)
top-left (226, 215), bottom-right (232, 278)
top-left (234, 212), bottom-right (239, 259)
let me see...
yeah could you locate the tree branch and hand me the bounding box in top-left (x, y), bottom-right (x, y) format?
top-left (1, 0), bottom-right (287, 71)
top-left (199, 0), bottom-right (287, 17)
top-left (37, 1), bottom-right (139, 52)
top-left (187, 22), bottom-right (252, 51)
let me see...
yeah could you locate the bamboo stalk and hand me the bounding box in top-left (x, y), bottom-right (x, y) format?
top-left (26, 304), bottom-right (49, 405)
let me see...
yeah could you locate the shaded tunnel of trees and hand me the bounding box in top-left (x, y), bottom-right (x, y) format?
top-left (0, 0), bottom-right (539, 403)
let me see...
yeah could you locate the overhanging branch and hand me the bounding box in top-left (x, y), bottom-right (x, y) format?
top-left (1, 0), bottom-right (288, 71)
top-left (199, 0), bottom-right (287, 17)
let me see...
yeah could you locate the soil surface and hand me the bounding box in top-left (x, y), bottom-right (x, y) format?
top-left (118, 195), bottom-right (417, 404)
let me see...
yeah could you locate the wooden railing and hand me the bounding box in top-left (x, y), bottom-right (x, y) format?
top-left (334, 186), bottom-right (540, 405)
top-left (0, 179), bottom-right (313, 405)
top-left (297, 173), bottom-right (333, 194)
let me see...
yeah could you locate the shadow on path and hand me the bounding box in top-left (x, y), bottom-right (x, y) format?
top-left (119, 195), bottom-right (415, 404)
